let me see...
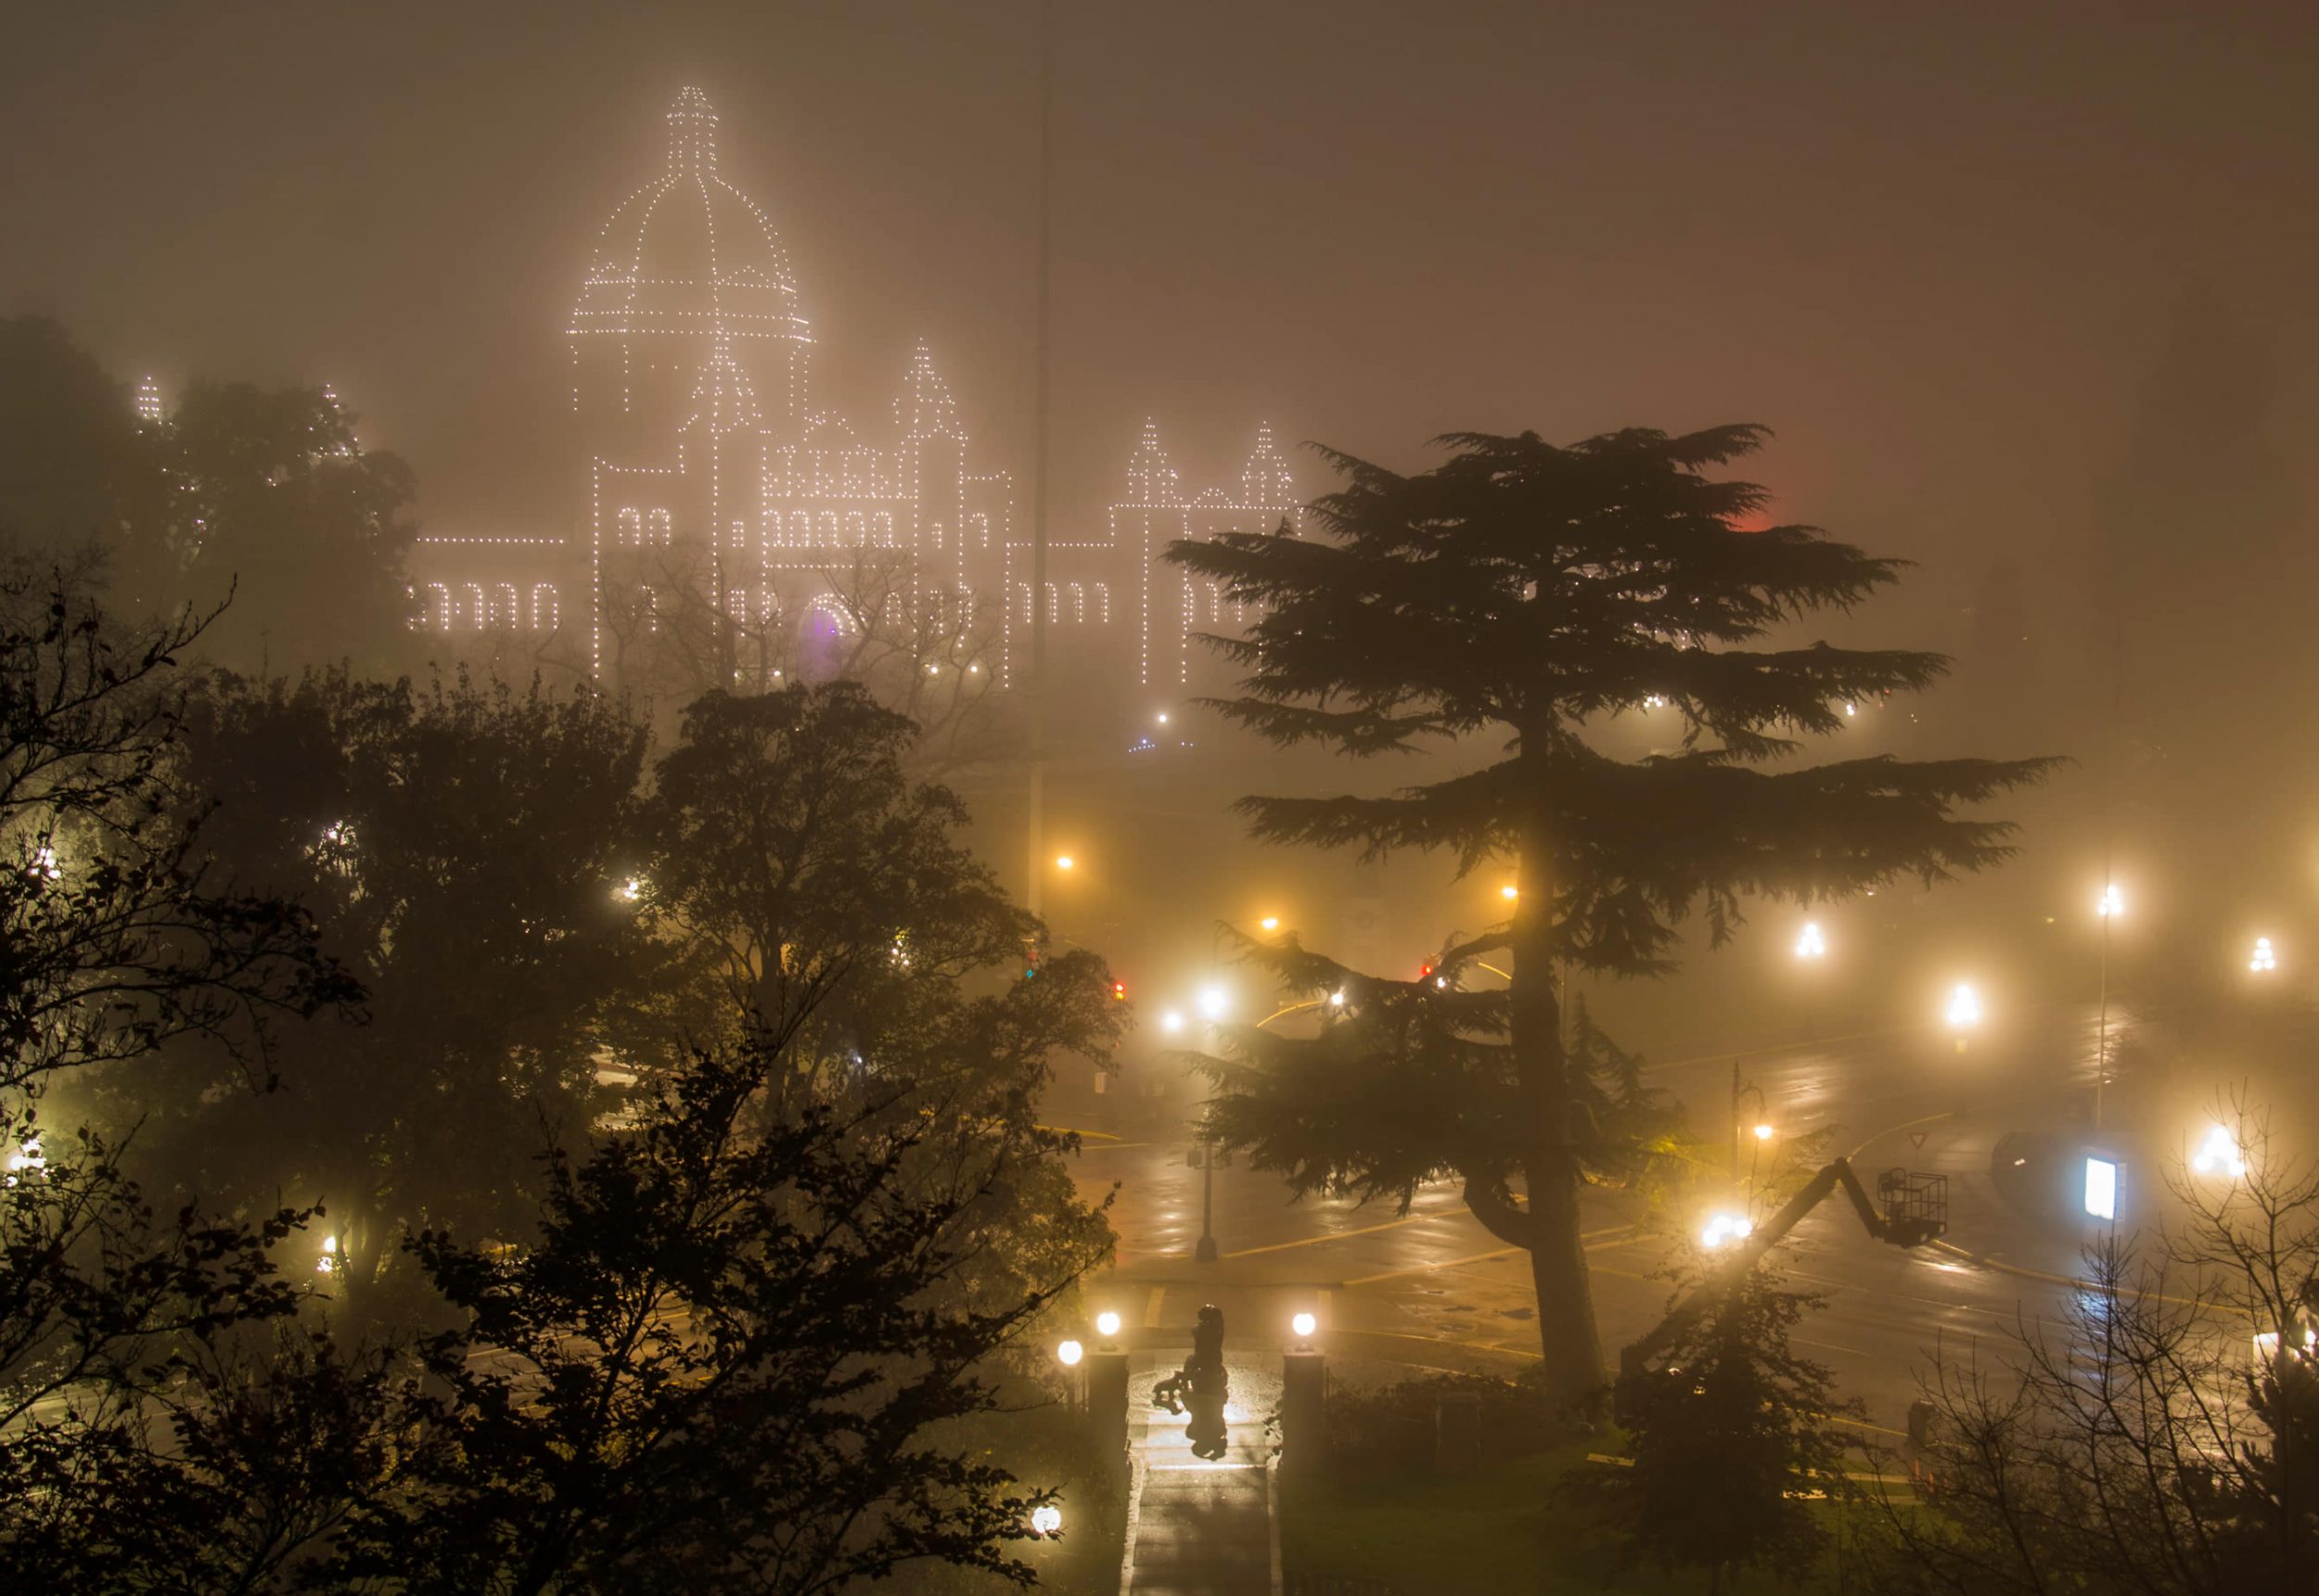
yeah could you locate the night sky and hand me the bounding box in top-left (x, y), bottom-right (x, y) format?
top-left (6, 2), bottom-right (2315, 645)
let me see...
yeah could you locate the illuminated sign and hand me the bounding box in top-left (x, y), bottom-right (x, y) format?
top-left (2083, 1156), bottom-right (2118, 1221)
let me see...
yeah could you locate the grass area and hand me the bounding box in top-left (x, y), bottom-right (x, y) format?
top-left (1282, 1439), bottom-right (1885, 1596)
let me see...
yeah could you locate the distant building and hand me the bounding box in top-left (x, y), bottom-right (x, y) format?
top-left (1034, 419), bottom-right (1301, 688)
top-left (408, 87), bottom-right (1019, 688)
top-left (407, 86), bottom-right (1297, 712)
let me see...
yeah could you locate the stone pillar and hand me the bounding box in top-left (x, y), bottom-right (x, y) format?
top-left (1086, 1348), bottom-right (1130, 1478)
top-left (1280, 1349), bottom-right (1327, 1477)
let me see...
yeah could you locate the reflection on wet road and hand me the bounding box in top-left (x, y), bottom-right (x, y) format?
top-left (1063, 995), bottom-right (2182, 1427)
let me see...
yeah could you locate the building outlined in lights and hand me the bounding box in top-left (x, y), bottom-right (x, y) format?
top-left (409, 87), bottom-right (1023, 690)
top-left (407, 85), bottom-right (1297, 710)
top-left (1020, 418), bottom-right (1303, 689)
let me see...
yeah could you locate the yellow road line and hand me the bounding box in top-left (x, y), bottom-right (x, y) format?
top-left (1220, 1210), bottom-right (1446, 1258)
top-left (1344, 1246), bottom-right (1520, 1286)
top-left (1341, 1227), bottom-right (1637, 1287)
top-left (1330, 1328), bottom-right (1541, 1360)
top-left (1039, 1125), bottom-right (1124, 1142)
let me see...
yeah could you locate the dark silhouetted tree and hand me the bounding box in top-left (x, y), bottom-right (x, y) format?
top-left (0, 317), bottom-right (156, 566)
top-left (645, 681), bottom-right (1035, 1070)
top-left (644, 680), bottom-right (1121, 1319)
top-left (332, 1020), bottom-right (1108, 1595)
top-left (1168, 425), bottom-right (2055, 1407)
top-left (146, 381), bottom-right (417, 670)
top-left (1865, 1106), bottom-right (2319, 1595)
top-left (119, 668), bottom-right (661, 1324)
top-left (1, 572), bottom-right (370, 1583)
top-left (1575, 1261), bottom-right (1852, 1592)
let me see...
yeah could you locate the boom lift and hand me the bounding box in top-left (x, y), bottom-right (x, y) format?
top-left (1617, 1159), bottom-right (1948, 1407)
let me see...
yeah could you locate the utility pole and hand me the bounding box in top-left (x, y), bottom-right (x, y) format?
top-left (1025, 0), bottom-right (1053, 918)
top-left (1195, 1129), bottom-right (1219, 1263)
top-left (2095, 875), bottom-right (2111, 1132)
top-left (1731, 1058), bottom-right (1743, 1187)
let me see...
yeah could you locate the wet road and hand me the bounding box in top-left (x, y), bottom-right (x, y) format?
top-left (1056, 993), bottom-right (2171, 1433)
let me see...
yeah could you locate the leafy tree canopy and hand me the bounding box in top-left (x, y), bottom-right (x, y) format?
top-left (1171, 425), bottom-right (2057, 972)
top-left (1167, 425), bottom-right (2056, 1406)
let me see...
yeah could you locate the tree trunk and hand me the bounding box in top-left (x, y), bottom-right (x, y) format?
top-left (1513, 769), bottom-right (1605, 1411)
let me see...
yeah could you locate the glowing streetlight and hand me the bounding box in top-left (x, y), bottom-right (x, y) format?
top-left (2250, 937), bottom-right (2278, 973)
top-left (1946, 982), bottom-right (1981, 1030)
top-left (2192, 1125), bottom-right (2248, 1181)
top-left (1197, 985), bottom-right (1229, 1022)
top-left (2097, 882), bottom-right (2123, 919)
top-left (614, 876), bottom-right (644, 903)
top-left (1290, 1310), bottom-right (1318, 1341)
top-left (1030, 1505), bottom-right (1062, 1538)
top-left (1500, 884), bottom-right (1519, 901)
top-left (1259, 915), bottom-right (1280, 932)
top-left (1843, 700), bottom-right (1857, 718)
top-left (4, 1138), bottom-right (44, 1188)
top-left (1054, 855), bottom-right (1074, 872)
top-left (1055, 1339), bottom-right (1083, 1367)
top-left (1328, 989), bottom-right (1346, 1007)
top-left (1752, 1122), bottom-right (1774, 1143)
top-left (1160, 1011), bottom-right (1185, 1034)
top-left (316, 1234), bottom-right (341, 1275)
top-left (1095, 1310), bottom-right (1121, 1340)
top-left (1794, 922), bottom-right (1826, 960)
top-left (2256, 1328), bottom-right (2318, 1363)
top-left (1156, 711), bottom-right (1170, 724)
top-left (1700, 1211), bottom-right (1753, 1250)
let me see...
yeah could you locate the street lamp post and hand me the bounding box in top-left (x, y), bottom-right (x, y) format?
top-left (1194, 1128), bottom-right (1219, 1263)
top-left (2095, 881), bottom-right (2120, 1131)
top-left (1731, 1064), bottom-right (1770, 1194)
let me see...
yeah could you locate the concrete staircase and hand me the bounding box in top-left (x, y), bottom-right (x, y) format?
top-left (1121, 1356), bottom-right (1278, 1595)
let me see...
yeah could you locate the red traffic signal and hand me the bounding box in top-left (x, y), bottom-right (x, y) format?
top-left (1111, 980), bottom-right (1127, 1001)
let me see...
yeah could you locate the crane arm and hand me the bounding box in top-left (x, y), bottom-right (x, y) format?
top-left (1616, 1157), bottom-right (1939, 1393)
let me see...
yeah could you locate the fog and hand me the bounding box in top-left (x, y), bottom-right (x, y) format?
top-left (8, 7), bottom-right (2319, 1589)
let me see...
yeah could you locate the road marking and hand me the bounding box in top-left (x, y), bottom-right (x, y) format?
top-left (1642, 1023), bottom-right (1907, 1077)
top-left (1847, 1110), bottom-right (1953, 1161)
top-left (1330, 1328), bottom-right (1542, 1360)
top-left (1223, 1209), bottom-right (1626, 1264)
top-left (1144, 1285), bottom-right (1166, 1328)
top-left (1038, 1125), bottom-right (1123, 1141)
top-left (1340, 1227), bottom-right (1636, 1287)
top-left (1927, 1240), bottom-right (2250, 1317)
top-left (1219, 1209), bottom-right (1445, 1258)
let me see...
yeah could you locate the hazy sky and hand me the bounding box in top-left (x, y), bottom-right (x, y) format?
top-left (6, 1), bottom-right (2315, 641)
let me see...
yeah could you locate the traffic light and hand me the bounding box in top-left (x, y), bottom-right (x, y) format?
top-left (1111, 980), bottom-right (1127, 1001)
top-left (1418, 962), bottom-right (1434, 980)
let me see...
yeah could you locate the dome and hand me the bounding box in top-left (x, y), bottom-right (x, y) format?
top-left (570, 88), bottom-right (811, 352)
